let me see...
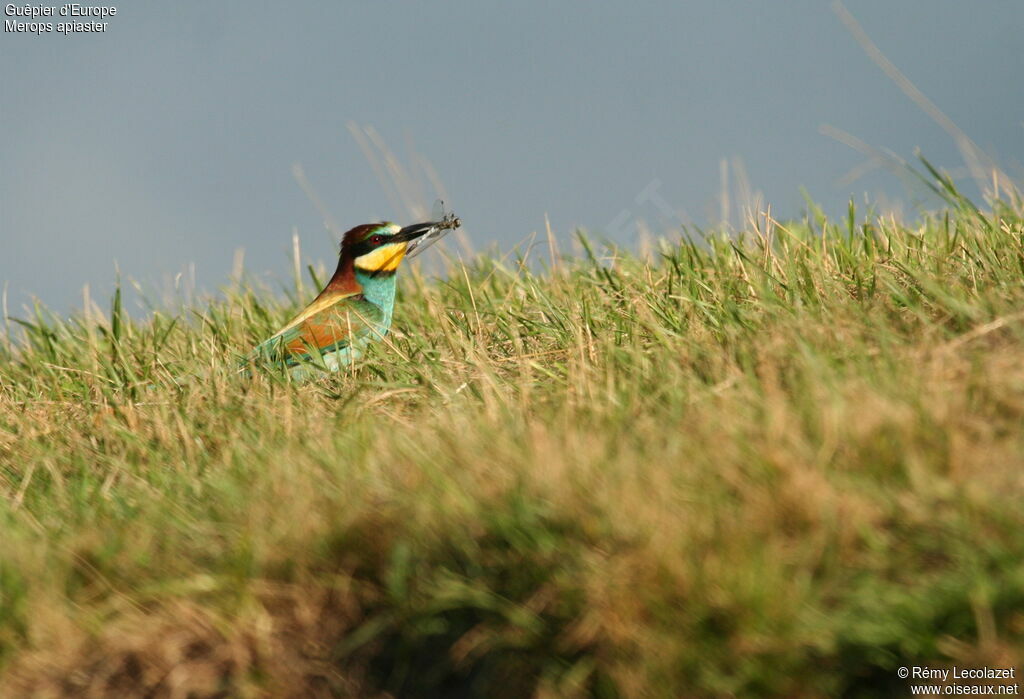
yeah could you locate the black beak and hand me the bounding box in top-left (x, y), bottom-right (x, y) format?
top-left (399, 212), bottom-right (461, 259)
top-left (396, 221), bottom-right (440, 242)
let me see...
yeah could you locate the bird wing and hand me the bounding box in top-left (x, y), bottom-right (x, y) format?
top-left (249, 291), bottom-right (385, 368)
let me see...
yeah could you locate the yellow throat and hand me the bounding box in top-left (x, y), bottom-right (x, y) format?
top-left (355, 242), bottom-right (409, 273)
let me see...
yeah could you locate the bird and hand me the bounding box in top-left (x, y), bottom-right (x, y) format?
top-left (245, 215), bottom-right (457, 381)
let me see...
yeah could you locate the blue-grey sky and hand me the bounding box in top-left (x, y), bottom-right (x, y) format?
top-left (3, 1), bottom-right (1022, 314)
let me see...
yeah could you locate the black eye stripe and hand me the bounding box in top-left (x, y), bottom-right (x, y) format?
top-left (354, 237), bottom-right (392, 257)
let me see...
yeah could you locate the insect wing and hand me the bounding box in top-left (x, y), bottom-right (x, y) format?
top-left (431, 198), bottom-right (448, 222)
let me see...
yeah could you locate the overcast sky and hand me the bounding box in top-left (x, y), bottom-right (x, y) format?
top-left (3, 1), bottom-right (1022, 313)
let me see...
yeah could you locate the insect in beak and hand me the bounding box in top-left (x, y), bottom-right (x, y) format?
top-left (403, 210), bottom-right (462, 259)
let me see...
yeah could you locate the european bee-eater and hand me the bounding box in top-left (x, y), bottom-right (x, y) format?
top-left (247, 215), bottom-right (458, 380)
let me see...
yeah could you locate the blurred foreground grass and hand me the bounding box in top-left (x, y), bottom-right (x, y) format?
top-left (1, 185), bottom-right (1023, 697)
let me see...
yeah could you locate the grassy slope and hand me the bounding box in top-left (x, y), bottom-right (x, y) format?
top-left (1, 190), bottom-right (1023, 697)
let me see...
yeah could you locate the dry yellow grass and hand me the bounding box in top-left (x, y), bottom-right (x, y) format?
top-left (2, 187), bottom-right (1023, 696)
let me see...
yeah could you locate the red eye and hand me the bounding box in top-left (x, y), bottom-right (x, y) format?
top-left (370, 235), bottom-right (384, 245)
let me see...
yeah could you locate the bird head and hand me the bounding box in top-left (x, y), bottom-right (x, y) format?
top-left (341, 221), bottom-right (439, 275)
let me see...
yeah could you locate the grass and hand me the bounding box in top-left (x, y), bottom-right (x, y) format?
top-left (1, 179), bottom-right (1023, 697)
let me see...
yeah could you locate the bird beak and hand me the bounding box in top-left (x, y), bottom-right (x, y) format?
top-left (399, 221), bottom-right (446, 258)
top-left (399, 213), bottom-right (461, 258)
top-left (396, 221), bottom-right (440, 242)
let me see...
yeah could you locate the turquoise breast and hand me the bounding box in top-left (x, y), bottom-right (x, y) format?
top-left (286, 269), bottom-right (397, 381)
